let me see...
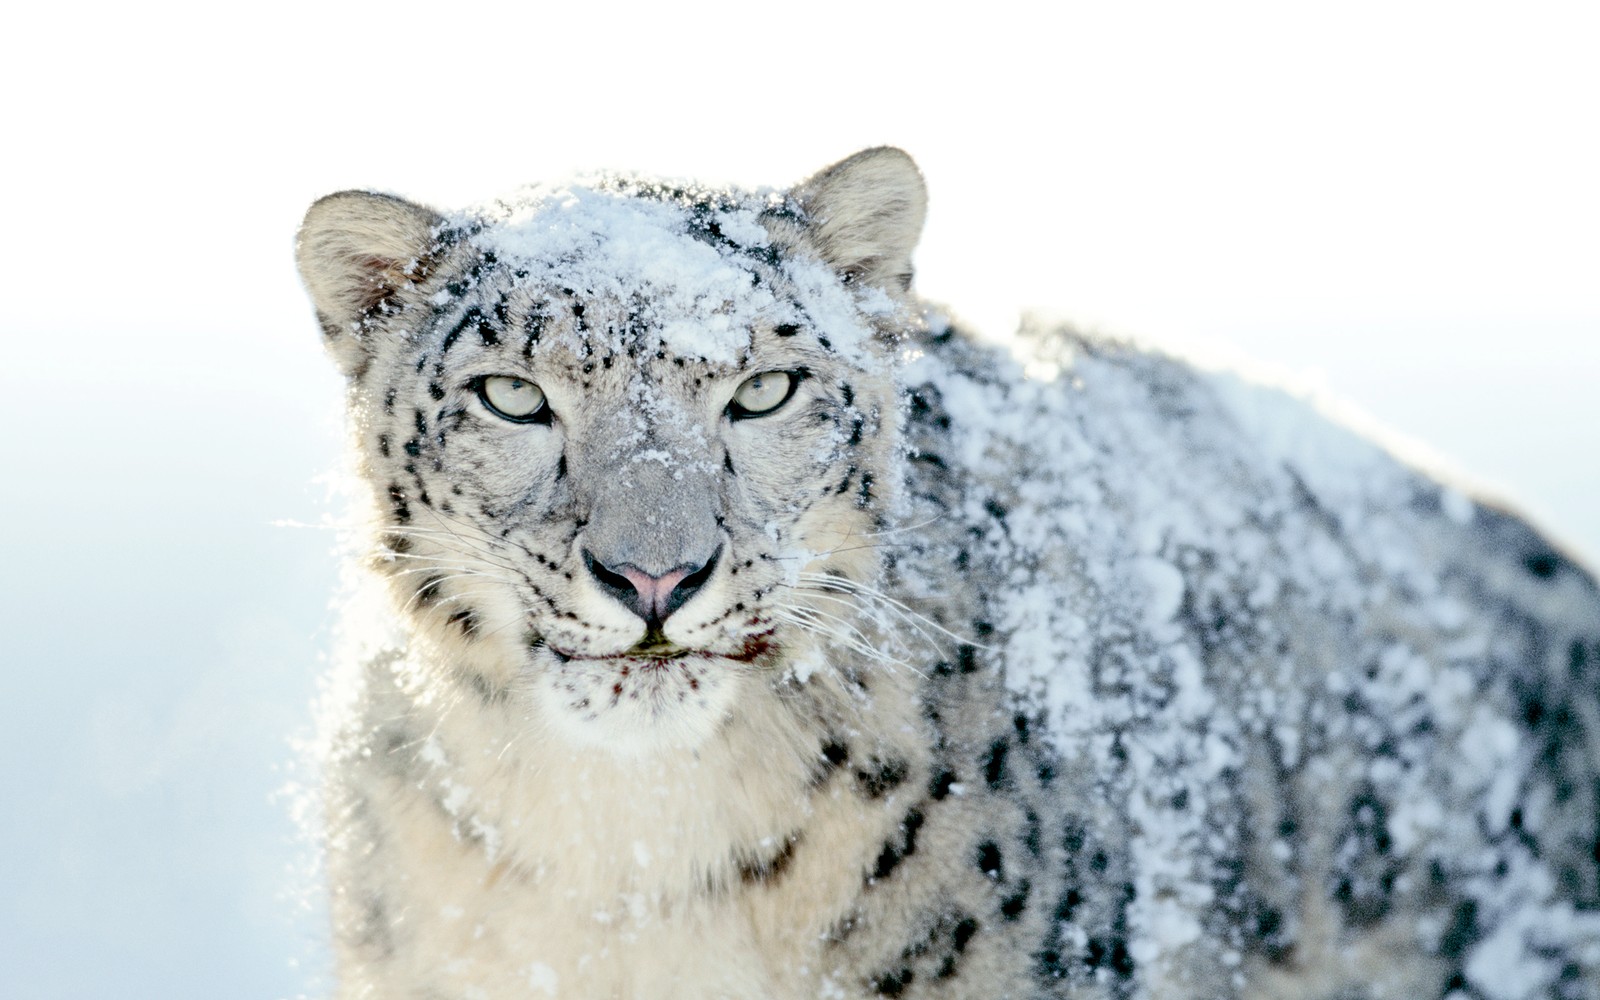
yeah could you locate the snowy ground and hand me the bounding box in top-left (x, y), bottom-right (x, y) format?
top-left (1, 2), bottom-right (1594, 997)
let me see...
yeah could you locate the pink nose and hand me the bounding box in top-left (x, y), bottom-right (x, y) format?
top-left (616, 565), bottom-right (693, 623)
top-left (583, 548), bottom-right (720, 627)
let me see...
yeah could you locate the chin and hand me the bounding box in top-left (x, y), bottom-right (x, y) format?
top-left (532, 647), bottom-right (749, 754)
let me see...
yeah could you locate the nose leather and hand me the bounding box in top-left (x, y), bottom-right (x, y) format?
top-left (582, 547), bottom-right (720, 627)
top-left (617, 565), bottom-right (692, 623)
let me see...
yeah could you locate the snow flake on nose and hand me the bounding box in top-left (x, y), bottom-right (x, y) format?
top-left (631, 449), bottom-right (690, 483)
top-left (601, 377), bottom-right (718, 480)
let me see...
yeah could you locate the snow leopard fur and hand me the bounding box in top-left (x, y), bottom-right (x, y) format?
top-left (296, 148), bottom-right (1600, 999)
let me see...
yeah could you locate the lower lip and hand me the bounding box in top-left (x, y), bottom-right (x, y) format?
top-left (545, 631), bottom-right (776, 666)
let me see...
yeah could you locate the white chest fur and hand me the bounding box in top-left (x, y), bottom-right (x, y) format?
top-left (327, 650), bottom-right (925, 1000)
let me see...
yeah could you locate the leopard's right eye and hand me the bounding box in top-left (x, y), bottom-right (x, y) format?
top-left (729, 371), bottom-right (799, 419)
top-left (477, 376), bottom-right (549, 424)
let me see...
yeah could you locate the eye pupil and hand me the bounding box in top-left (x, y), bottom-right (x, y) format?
top-left (731, 371), bottom-right (797, 418)
top-left (479, 375), bottom-right (548, 423)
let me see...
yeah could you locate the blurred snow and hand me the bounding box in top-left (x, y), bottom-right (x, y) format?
top-left (0, 1), bottom-right (1593, 996)
top-left (0, 338), bottom-right (342, 997)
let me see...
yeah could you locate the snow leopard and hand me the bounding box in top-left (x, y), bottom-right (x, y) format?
top-left (295, 148), bottom-right (1600, 999)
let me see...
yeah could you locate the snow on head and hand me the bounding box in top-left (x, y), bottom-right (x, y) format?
top-left (455, 178), bottom-right (880, 365)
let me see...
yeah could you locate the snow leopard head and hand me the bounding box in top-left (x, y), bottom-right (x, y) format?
top-left (297, 149), bottom-right (927, 752)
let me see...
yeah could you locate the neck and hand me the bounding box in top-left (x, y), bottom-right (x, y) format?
top-left (341, 626), bottom-right (926, 902)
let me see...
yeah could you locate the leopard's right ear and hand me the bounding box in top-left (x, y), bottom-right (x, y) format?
top-left (794, 147), bottom-right (927, 293)
top-left (296, 191), bottom-right (443, 377)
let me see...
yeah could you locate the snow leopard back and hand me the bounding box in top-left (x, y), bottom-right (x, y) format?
top-left (895, 320), bottom-right (1600, 999)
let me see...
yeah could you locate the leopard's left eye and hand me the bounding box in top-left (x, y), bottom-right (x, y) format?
top-left (478, 376), bottom-right (549, 423)
top-left (729, 371), bottom-right (798, 419)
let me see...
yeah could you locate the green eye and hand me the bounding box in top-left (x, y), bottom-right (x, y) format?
top-left (729, 371), bottom-right (798, 419)
top-left (478, 376), bottom-right (548, 423)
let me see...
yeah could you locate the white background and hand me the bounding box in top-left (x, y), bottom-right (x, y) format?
top-left (1, 2), bottom-right (1594, 996)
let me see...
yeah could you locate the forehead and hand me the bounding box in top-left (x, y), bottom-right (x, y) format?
top-left (433, 181), bottom-right (878, 368)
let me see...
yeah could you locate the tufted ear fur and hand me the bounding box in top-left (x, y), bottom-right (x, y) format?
top-left (794, 147), bottom-right (928, 292)
top-left (296, 191), bottom-right (443, 377)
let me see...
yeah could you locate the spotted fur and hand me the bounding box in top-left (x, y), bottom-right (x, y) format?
top-left (297, 149), bottom-right (1600, 999)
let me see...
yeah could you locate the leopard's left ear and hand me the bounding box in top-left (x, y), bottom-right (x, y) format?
top-left (296, 190), bottom-right (443, 377)
top-left (795, 147), bottom-right (928, 292)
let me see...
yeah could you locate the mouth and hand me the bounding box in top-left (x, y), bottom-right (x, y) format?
top-left (541, 629), bottom-right (777, 667)
top-left (528, 629), bottom-right (781, 748)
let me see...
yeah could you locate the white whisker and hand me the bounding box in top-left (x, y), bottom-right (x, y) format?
top-left (770, 606), bottom-right (912, 673)
top-left (794, 571), bottom-right (994, 650)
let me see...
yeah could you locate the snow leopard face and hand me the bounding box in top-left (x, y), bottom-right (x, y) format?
top-left (298, 151), bottom-right (928, 753)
